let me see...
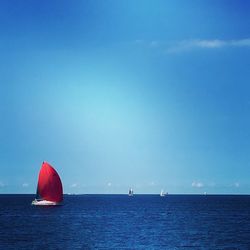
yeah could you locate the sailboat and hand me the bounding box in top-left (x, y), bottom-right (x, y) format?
top-left (160, 190), bottom-right (167, 197)
top-left (32, 162), bottom-right (63, 206)
top-left (128, 188), bottom-right (134, 196)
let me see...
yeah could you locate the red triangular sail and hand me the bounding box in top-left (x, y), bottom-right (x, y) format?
top-left (37, 162), bottom-right (63, 202)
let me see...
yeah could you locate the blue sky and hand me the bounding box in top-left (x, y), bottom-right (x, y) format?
top-left (0, 0), bottom-right (250, 194)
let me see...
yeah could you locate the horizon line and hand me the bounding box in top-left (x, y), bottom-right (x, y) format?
top-left (0, 193), bottom-right (249, 196)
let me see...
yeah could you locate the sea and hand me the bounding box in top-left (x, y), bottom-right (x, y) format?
top-left (0, 194), bottom-right (250, 250)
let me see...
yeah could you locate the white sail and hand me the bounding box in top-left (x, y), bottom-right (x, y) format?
top-left (128, 188), bottom-right (133, 196)
top-left (160, 190), bottom-right (167, 197)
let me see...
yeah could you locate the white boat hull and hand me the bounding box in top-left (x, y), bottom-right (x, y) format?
top-left (160, 191), bottom-right (168, 197)
top-left (31, 199), bottom-right (61, 206)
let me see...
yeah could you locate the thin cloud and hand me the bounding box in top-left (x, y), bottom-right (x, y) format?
top-left (0, 181), bottom-right (5, 188)
top-left (208, 182), bottom-right (216, 187)
top-left (149, 181), bottom-right (156, 186)
top-left (231, 39), bottom-right (250, 46)
top-left (107, 182), bottom-right (112, 187)
top-left (150, 41), bottom-right (160, 47)
top-left (167, 38), bottom-right (250, 53)
top-left (134, 39), bottom-right (161, 48)
top-left (134, 39), bottom-right (144, 44)
top-left (192, 181), bottom-right (204, 188)
top-left (22, 183), bottom-right (29, 187)
top-left (70, 183), bottom-right (78, 188)
top-left (134, 38), bottom-right (250, 54)
top-left (234, 182), bottom-right (240, 188)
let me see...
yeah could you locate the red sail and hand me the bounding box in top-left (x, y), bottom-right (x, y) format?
top-left (37, 162), bottom-right (63, 202)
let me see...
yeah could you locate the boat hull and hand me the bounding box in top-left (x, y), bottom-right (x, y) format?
top-left (31, 199), bottom-right (62, 206)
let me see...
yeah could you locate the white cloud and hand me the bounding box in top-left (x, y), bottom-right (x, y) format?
top-left (166, 38), bottom-right (250, 53)
top-left (208, 182), bottom-right (216, 187)
top-left (70, 183), bottom-right (78, 188)
top-left (150, 41), bottom-right (159, 47)
top-left (134, 39), bottom-right (144, 44)
top-left (234, 182), bottom-right (240, 188)
top-left (134, 38), bottom-right (250, 54)
top-left (192, 39), bottom-right (225, 48)
top-left (231, 38), bottom-right (250, 46)
top-left (192, 181), bottom-right (204, 188)
top-left (22, 183), bottom-right (29, 187)
top-left (149, 181), bottom-right (155, 186)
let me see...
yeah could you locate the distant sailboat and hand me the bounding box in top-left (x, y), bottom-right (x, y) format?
top-left (160, 190), bottom-right (167, 197)
top-left (32, 162), bottom-right (63, 206)
top-left (128, 188), bottom-right (134, 196)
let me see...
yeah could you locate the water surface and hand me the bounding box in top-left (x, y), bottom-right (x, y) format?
top-left (0, 194), bottom-right (250, 249)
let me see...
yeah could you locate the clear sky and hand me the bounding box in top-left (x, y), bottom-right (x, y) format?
top-left (0, 0), bottom-right (250, 194)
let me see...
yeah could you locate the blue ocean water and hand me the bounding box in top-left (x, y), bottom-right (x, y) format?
top-left (0, 195), bottom-right (250, 249)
